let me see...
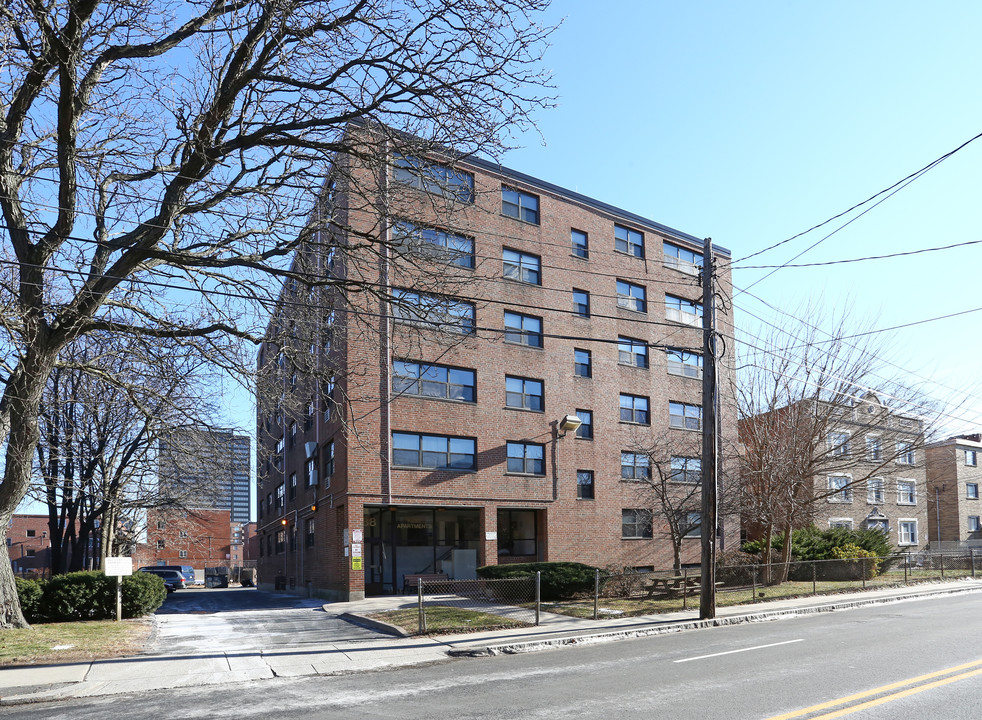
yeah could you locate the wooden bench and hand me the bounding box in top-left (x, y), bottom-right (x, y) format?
top-left (403, 573), bottom-right (449, 593)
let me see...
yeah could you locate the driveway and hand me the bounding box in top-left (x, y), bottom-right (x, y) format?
top-left (150, 586), bottom-right (385, 654)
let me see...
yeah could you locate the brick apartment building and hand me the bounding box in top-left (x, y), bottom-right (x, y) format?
top-left (740, 392), bottom-right (928, 551)
top-left (255, 126), bottom-right (737, 600)
top-left (6, 515), bottom-right (55, 577)
top-left (926, 434), bottom-right (982, 548)
top-left (132, 508), bottom-right (232, 572)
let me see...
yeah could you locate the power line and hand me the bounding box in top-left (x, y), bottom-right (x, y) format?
top-left (734, 237), bottom-right (982, 270)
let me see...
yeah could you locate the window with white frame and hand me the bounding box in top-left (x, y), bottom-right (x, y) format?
top-left (866, 519), bottom-right (888, 533)
top-left (896, 441), bottom-right (915, 465)
top-left (829, 518), bottom-right (854, 529)
top-left (867, 477), bottom-right (885, 504)
top-left (666, 349), bottom-right (702, 378)
top-left (827, 431), bottom-right (850, 457)
top-left (866, 436), bottom-right (882, 461)
top-left (179, 550), bottom-right (188, 559)
top-left (663, 241), bottom-right (703, 275)
top-left (156, 540), bottom-right (165, 549)
top-left (828, 475), bottom-right (853, 503)
top-left (615, 224), bottom-right (644, 258)
top-left (669, 401), bottom-right (702, 430)
top-left (968, 482), bottom-right (979, 500)
top-left (179, 530), bottom-right (188, 538)
top-left (897, 479), bottom-right (917, 505)
top-left (969, 516), bottom-right (981, 532)
top-left (616, 280), bottom-right (646, 313)
top-left (968, 449), bottom-right (978, 467)
top-left (898, 519), bottom-right (918, 546)
top-left (502, 248), bottom-right (542, 285)
top-left (665, 295), bottom-right (703, 327)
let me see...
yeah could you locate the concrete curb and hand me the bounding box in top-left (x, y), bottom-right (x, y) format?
top-left (339, 612), bottom-right (411, 638)
top-left (447, 583), bottom-right (982, 657)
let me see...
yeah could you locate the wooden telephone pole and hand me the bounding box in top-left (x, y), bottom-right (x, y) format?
top-left (700, 237), bottom-right (718, 620)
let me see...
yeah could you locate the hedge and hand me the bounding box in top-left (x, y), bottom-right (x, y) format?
top-left (26, 570), bottom-right (166, 623)
top-left (477, 561), bottom-right (601, 600)
top-left (15, 577), bottom-right (45, 624)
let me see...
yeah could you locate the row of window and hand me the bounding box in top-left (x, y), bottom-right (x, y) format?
top-left (258, 519), bottom-right (317, 557)
top-left (393, 153), bottom-right (703, 270)
top-left (828, 518), bottom-right (920, 546)
top-left (827, 476), bottom-right (918, 504)
top-left (827, 432), bottom-right (917, 465)
top-left (260, 440), bottom-right (335, 519)
top-left (621, 510), bottom-right (702, 539)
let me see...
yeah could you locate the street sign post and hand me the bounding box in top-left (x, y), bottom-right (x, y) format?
top-left (104, 556), bottom-right (133, 622)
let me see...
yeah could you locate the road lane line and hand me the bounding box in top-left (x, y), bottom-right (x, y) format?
top-left (763, 657), bottom-right (982, 720)
top-left (673, 639), bottom-right (804, 663)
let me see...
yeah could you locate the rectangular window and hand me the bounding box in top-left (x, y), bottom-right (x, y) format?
top-left (393, 361), bottom-right (476, 402)
top-left (828, 432), bottom-right (850, 457)
top-left (680, 511), bottom-right (701, 537)
top-left (323, 440), bottom-right (335, 486)
top-left (276, 530), bottom-right (286, 554)
top-left (828, 475), bottom-right (853, 503)
top-left (393, 153), bottom-right (474, 201)
top-left (306, 518), bottom-right (315, 547)
top-left (968, 450), bottom-right (978, 467)
top-left (156, 540), bottom-right (165, 550)
top-left (614, 224), bottom-right (644, 258)
top-left (666, 349), bottom-right (702, 378)
top-left (897, 479), bottom-right (917, 505)
top-left (392, 289), bottom-right (475, 334)
top-left (616, 280), bottom-right (646, 313)
top-left (26, 529), bottom-right (35, 538)
top-left (25, 548), bottom-right (35, 557)
top-left (507, 442), bottom-right (545, 475)
top-left (571, 229), bottom-right (589, 259)
top-left (574, 349), bottom-right (592, 378)
top-left (663, 241), bottom-right (703, 275)
top-left (621, 451), bottom-right (651, 481)
top-left (867, 477), bottom-right (885, 504)
top-left (575, 409), bottom-right (593, 440)
top-left (830, 518), bottom-right (854, 530)
top-left (896, 442), bottom-right (915, 465)
top-left (289, 472), bottom-right (297, 500)
top-left (970, 516), bottom-right (981, 532)
top-left (665, 295), bottom-right (704, 327)
top-left (669, 401), bottom-right (702, 430)
top-left (618, 336), bottom-right (648, 369)
top-left (392, 432), bottom-right (477, 470)
top-left (866, 519), bottom-right (888, 533)
top-left (306, 457), bottom-right (318, 487)
top-left (577, 470), bottom-right (595, 500)
top-left (622, 509), bottom-right (653, 539)
top-left (968, 483), bottom-right (979, 499)
top-left (503, 248), bottom-right (541, 285)
top-left (392, 220), bottom-right (475, 268)
top-left (289, 421), bottom-right (297, 449)
top-left (866, 436), bottom-right (882, 461)
top-left (898, 520), bottom-right (918, 546)
top-left (178, 550), bottom-right (188, 559)
top-left (620, 393), bottom-right (650, 424)
top-left (502, 186), bottom-right (540, 224)
top-left (573, 289), bottom-right (590, 318)
top-left (276, 482), bottom-right (285, 511)
top-left (670, 456), bottom-right (702, 484)
top-left (505, 376), bottom-right (544, 411)
top-left (504, 311), bottom-right (543, 348)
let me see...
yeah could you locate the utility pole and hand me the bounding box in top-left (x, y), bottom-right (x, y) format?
top-left (700, 237), bottom-right (718, 620)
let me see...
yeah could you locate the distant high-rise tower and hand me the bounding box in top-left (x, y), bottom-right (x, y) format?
top-left (159, 429), bottom-right (251, 523)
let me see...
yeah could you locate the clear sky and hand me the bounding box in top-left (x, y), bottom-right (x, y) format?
top-left (495, 1), bottom-right (982, 434)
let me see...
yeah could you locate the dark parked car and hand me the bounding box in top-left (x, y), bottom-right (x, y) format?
top-left (138, 568), bottom-right (187, 592)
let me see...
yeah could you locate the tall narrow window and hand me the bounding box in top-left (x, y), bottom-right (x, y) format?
top-left (575, 409), bottom-right (593, 440)
top-left (577, 470), bottom-right (595, 500)
top-left (571, 229), bottom-right (589, 258)
top-left (572, 289), bottom-right (590, 318)
top-left (574, 349), bottom-right (592, 378)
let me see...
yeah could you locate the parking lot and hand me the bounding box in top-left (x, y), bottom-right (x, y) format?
top-left (150, 586), bottom-right (385, 654)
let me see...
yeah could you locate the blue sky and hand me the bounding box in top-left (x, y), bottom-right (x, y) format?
top-left (495, 1), bottom-right (982, 433)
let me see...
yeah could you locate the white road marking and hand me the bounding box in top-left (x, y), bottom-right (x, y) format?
top-left (673, 638), bottom-right (804, 663)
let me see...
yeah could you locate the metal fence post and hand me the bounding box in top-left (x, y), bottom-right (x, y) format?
top-left (682, 567), bottom-right (688, 611)
top-left (593, 568), bottom-right (599, 621)
top-left (752, 564), bottom-right (757, 603)
top-left (940, 551), bottom-right (945, 580)
top-left (418, 580), bottom-right (425, 634)
top-left (862, 558), bottom-right (867, 589)
top-left (905, 552), bottom-right (909, 584)
top-left (972, 549), bottom-right (976, 579)
top-left (535, 571), bottom-right (541, 626)
top-left (812, 561), bottom-right (817, 595)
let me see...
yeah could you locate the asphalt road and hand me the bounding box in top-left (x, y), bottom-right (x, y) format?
top-left (16, 591), bottom-right (982, 719)
top-left (150, 586), bottom-right (384, 654)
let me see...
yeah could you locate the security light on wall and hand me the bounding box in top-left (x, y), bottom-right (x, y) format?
top-left (559, 414), bottom-right (582, 434)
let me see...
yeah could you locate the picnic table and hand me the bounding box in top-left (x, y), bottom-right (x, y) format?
top-left (642, 575), bottom-right (701, 598)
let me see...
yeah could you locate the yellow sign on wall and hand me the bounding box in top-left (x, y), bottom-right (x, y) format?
top-left (352, 557), bottom-right (363, 570)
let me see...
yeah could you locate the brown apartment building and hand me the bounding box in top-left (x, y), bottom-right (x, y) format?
top-left (925, 434), bottom-right (982, 548)
top-left (132, 508), bottom-right (232, 572)
top-left (255, 127), bottom-right (737, 600)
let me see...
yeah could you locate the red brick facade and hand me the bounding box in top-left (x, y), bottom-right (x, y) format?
top-left (256, 133), bottom-right (738, 600)
top-left (6, 515), bottom-right (57, 577)
top-left (132, 508), bottom-right (232, 571)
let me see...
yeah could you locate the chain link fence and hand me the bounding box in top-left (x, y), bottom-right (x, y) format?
top-left (415, 575), bottom-right (539, 633)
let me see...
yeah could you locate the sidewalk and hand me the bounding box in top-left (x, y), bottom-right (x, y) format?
top-left (3, 578), bottom-right (981, 706)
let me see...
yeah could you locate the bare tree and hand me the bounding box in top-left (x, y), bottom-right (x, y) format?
top-left (0, 0), bottom-right (555, 626)
top-left (32, 333), bottom-right (222, 573)
top-left (737, 305), bottom-right (938, 584)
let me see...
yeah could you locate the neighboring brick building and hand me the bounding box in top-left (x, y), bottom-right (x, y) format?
top-left (6, 515), bottom-right (54, 577)
top-left (132, 508), bottom-right (232, 572)
top-left (741, 392), bottom-right (928, 551)
top-left (925, 434), bottom-right (982, 548)
top-left (255, 126), bottom-right (737, 600)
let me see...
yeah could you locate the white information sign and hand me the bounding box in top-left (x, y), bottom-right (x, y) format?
top-left (352, 529), bottom-right (363, 543)
top-left (485, 531), bottom-right (497, 541)
top-left (104, 556), bottom-right (133, 576)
